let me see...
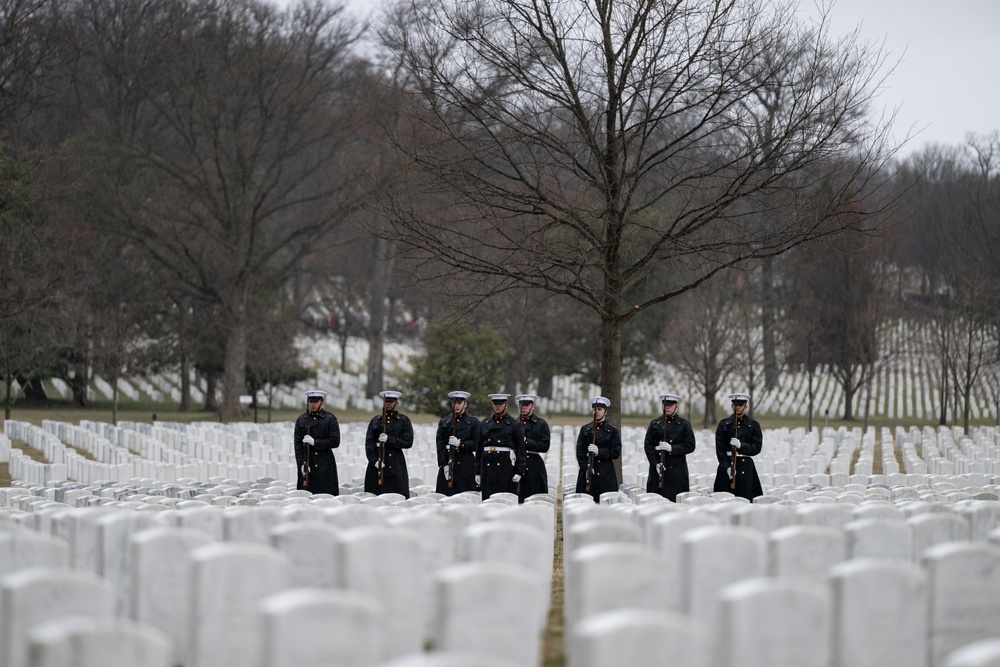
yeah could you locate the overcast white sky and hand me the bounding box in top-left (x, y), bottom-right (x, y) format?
top-left (328, 0), bottom-right (999, 156)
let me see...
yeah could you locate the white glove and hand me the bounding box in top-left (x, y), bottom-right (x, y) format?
top-left (587, 443), bottom-right (598, 455)
top-left (656, 463), bottom-right (665, 477)
top-left (448, 435), bottom-right (460, 448)
top-left (655, 441), bottom-right (671, 452)
top-left (730, 438), bottom-right (741, 449)
top-left (374, 459), bottom-right (383, 470)
top-left (475, 474), bottom-right (481, 486)
top-left (512, 474), bottom-right (521, 483)
top-left (378, 432), bottom-right (388, 444)
top-left (302, 434), bottom-right (314, 446)
top-left (443, 465), bottom-right (451, 481)
top-left (300, 463), bottom-right (307, 477)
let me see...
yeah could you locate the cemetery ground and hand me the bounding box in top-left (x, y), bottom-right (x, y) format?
top-left (1, 397), bottom-right (927, 490)
top-left (0, 399), bottom-right (952, 667)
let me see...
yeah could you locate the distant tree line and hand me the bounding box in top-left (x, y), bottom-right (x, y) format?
top-left (0, 0), bottom-right (996, 429)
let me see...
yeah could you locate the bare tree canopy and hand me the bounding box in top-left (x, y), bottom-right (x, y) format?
top-left (65, 0), bottom-right (369, 418)
top-left (376, 0), bottom-right (901, 419)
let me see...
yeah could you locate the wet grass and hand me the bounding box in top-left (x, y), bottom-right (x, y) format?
top-left (543, 491), bottom-right (565, 667)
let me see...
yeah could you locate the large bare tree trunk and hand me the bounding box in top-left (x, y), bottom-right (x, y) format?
top-left (843, 377), bottom-right (855, 421)
top-left (180, 352), bottom-right (191, 412)
top-left (760, 258), bottom-right (779, 389)
top-left (71, 362), bottom-right (89, 407)
top-left (807, 364), bottom-right (815, 432)
top-left (220, 299), bottom-right (249, 421)
top-left (366, 238), bottom-right (394, 396)
top-left (938, 367), bottom-right (948, 425)
top-left (4, 377), bottom-right (12, 420)
top-left (600, 315), bottom-right (624, 486)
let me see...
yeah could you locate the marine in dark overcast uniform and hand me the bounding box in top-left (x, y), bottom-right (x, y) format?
top-left (476, 393), bottom-right (526, 500)
top-left (295, 389), bottom-right (341, 495)
top-left (364, 390), bottom-right (414, 498)
top-left (713, 392), bottom-right (764, 500)
top-left (435, 390), bottom-right (480, 495)
top-left (643, 392), bottom-right (696, 502)
top-left (574, 395), bottom-right (621, 502)
top-left (516, 393), bottom-right (550, 502)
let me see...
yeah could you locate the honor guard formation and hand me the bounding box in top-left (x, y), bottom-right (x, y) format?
top-left (296, 387), bottom-right (766, 504)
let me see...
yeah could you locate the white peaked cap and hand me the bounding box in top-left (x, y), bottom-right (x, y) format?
top-left (488, 393), bottom-right (510, 401)
top-left (305, 390), bottom-right (327, 399)
top-left (379, 390), bottom-right (402, 400)
top-left (590, 396), bottom-right (611, 408)
top-left (659, 394), bottom-right (681, 403)
top-left (729, 393), bottom-right (751, 402)
top-left (516, 394), bottom-right (537, 403)
top-left (448, 391), bottom-right (471, 400)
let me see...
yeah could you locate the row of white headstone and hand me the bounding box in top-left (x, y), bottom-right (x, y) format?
top-left (559, 492), bottom-right (1000, 667)
top-left (1, 485), bottom-right (555, 667)
top-left (4, 478), bottom-right (1000, 667)
top-left (555, 422), bottom-right (1000, 491)
top-left (31, 315), bottom-right (998, 420)
top-left (0, 419), bottom-right (564, 491)
top-left (5, 419), bottom-right (1000, 666)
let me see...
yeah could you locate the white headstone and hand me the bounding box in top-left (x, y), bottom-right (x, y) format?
top-left (375, 651), bottom-right (523, 667)
top-left (176, 506), bottom-right (225, 541)
top-left (845, 519), bottom-right (913, 561)
top-left (943, 638), bottom-right (1000, 667)
top-left (767, 525), bottom-right (846, 577)
top-left (794, 503), bottom-right (854, 530)
top-left (717, 577), bottom-right (830, 667)
top-left (223, 506), bottom-right (285, 543)
top-left (924, 542), bottom-right (1000, 667)
top-left (462, 522), bottom-right (550, 587)
top-left (0, 529), bottom-right (69, 576)
top-left (259, 588), bottom-right (384, 667)
top-left (96, 512), bottom-right (157, 616)
top-left (336, 526), bottom-right (425, 659)
top-left (565, 543), bottom-right (669, 631)
top-left (432, 562), bottom-right (545, 666)
top-left (187, 542), bottom-right (293, 667)
top-left (681, 526), bottom-right (766, 627)
top-left (323, 505), bottom-right (385, 530)
top-left (910, 513), bottom-right (971, 559)
top-left (129, 526), bottom-right (214, 666)
top-left (637, 511), bottom-right (719, 612)
top-left (564, 519), bottom-right (641, 573)
top-left (0, 567), bottom-right (114, 667)
top-left (828, 558), bottom-right (928, 667)
top-left (731, 504), bottom-right (795, 534)
top-left (268, 521), bottom-right (341, 589)
top-left (27, 616), bottom-right (172, 667)
top-left (852, 503), bottom-right (906, 522)
top-left (568, 608), bottom-right (710, 667)
top-left (955, 501), bottom-right (1000, 541)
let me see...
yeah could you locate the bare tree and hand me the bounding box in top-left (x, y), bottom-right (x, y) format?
top-left (65, 0), bottom-right (369, 419)
top-left (375, 0), bottom-right (900, 422)
top-left (730, 270), bottom-right (776, 408)
top-left (666, 279), bottom-right (735, 428)
top-left (901, 133), bottom-right (1000, 427)
top-left (787, 236), bottom-right (890, 421)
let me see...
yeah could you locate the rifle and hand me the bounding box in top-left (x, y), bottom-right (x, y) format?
top-left (730, 411), bottom-right (739, 491)
top-left (378, 403), bottom-right (387, 486)
top-left (303, 401), bottom-right (315, 488)
top-left (585, 409), bottom-right (597, 492)
top-left (658, 406), bottom-right (667, 490)
top-left (447, 407), bottom-right (457, 489)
